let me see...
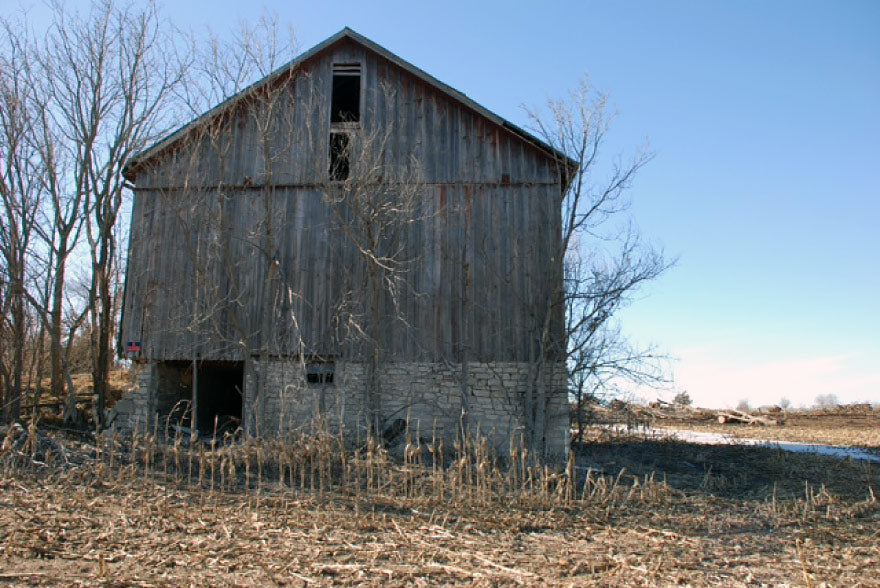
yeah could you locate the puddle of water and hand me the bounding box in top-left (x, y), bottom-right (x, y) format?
top-left (601, 424), bottom-right (880, 463)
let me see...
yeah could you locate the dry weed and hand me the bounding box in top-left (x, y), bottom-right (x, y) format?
top-left (1, 423), bottom-right (878, 586)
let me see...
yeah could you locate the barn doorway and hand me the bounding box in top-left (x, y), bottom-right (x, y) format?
top-left (153, 361), bottom-right (244, 437)
top-left (193, 361), bottom-right (243, 437)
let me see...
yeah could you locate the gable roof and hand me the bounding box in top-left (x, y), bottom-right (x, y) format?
top-left (124, 27), bottom-right (576, 181)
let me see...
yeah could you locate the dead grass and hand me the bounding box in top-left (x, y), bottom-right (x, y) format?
top-left (590, 401), bottom-right (880, 449)
top-left (21, 370), bottom-right (134, 424)
top-left (1, 467), bottom-right (878, 586)
top-left (660, 411), bottom-right (880, 449)
top-left (1, 421), bottom-right (879, 586)
top-left (577, 430), bottom-right (879, 502)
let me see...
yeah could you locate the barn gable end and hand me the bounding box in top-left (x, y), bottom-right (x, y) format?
top-left (116, 28), bottom-right (569, 457)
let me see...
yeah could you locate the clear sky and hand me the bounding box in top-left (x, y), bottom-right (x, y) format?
top-left (16, 0), bottom-right (880, 408)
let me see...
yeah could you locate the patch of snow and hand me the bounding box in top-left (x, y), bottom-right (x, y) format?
top-left (601, 424), bottom-right (880, 463)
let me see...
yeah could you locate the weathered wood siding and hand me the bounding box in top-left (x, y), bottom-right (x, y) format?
top-left (121, 39), bottom-right (564, 363)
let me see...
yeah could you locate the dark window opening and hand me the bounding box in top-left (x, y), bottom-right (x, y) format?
top-left (329, 132), bottom-right (350, 180)
top-left (306, 361), bottom-right (335, 385)
top-left (331, 64), bottom-right (361, 123)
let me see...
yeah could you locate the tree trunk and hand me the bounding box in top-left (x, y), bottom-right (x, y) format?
top-left (94, 277), bottom-right (112, 429)
top-left (534, 367), bottom-right (547, 457)
top-left (458, 246), bottom-right (470, 444)
top-left (61, 367), bottom-right (80, 425)
top-left (368, 268), bottom-right (382, 434)
top-left (0, 361), bottom-right (9, 423)
top-left (458, 197), bottom-right (471, 444)
top-left (90, 231), bottom-right (112, 431)
top-left (30, 325), bottom-right (47, 421)
top-left (50, 258), bottom-right (65, 401)
top-left (7, 286), bottom-right (24, 422)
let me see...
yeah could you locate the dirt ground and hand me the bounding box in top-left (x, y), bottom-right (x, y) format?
top-left (657, 409), bottom-right (880, 449)
top-left (584, 401), bottom-right (880, 449)
top-left (2, 468), bottom-right (879, 587)
top-left (2, 411), bottom-right (879, 587)
top-left (21, 370), bottom-right (134, 424)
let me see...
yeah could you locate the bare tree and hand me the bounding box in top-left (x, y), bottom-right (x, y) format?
top-left (1, 11), bottom-right (91, 423)
top-left (814, 394), bottom-right (839, 409)
top-left (320, 84), bottom-right (425, 433)
top-left (179, 13), bottom-right (297, 117)
top-left (133, 14), bottom-right (303, 434)
top-left (20, 0), bottom-right (184, 429)
top-left (565, 237), bottom-right (669, 440)
top-left (23, 27), bottom-right (87, 422)
top-left (525, 76), bottom-right (672, 454)
top-left (132, 20), bottom-right (430, 438)
top-left (0, 23), bottom-right (43, 422)
top-left (673, 391), bottom-right (693, 406)
top-left (2, 6), bottom-right (111, 424)
top-left (185, 27), bottom-right (425, 435)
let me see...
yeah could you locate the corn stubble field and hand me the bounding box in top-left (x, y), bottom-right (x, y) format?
top-left (1, 410), bottom-right (879, 587)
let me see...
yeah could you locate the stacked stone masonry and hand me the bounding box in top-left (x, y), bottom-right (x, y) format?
top-left (108, 364), bottom-right (155, 433)
top-left (114, 360), bottom-right (570, 458)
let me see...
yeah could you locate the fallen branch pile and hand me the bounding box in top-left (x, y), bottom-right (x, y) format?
top-left (715, 410), bottom-right (780, 426)
top-left (588, 400), bottom-right (785, 427)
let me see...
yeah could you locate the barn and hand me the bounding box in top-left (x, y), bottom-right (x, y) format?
top-left (115, 28), bottom-right (572, 457)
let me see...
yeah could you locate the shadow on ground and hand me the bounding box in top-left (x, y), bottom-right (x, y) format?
top-left (574, 437), bottom-right (878, 501)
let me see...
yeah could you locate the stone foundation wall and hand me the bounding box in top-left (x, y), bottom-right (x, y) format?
top-left (244, 360), bottom-right (569, 457)
top-left (110, 362), bottom-right (194, 433)
top-left (108, 363), bottom-right (155, 433)
top-left (113, 360), bottom-right (570, 457)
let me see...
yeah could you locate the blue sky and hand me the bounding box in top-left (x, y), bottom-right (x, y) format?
top-left (18, 0), bottom-right (880, 407)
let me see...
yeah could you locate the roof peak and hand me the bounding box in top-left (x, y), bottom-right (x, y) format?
top-left (124, 27), bottom-right (572, 179)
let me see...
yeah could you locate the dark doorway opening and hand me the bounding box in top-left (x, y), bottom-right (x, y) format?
top-left (154, 361), bottom-right (243, 437)
top-left (194, 361), bottom-right (243, 436)
top-left (154, 361), bottom-right (193, 429)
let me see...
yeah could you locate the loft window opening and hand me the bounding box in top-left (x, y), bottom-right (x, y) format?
top-left (306, 361), bottom-right (335, 385)
top-left (329, 132), bottom-right (350, 180)
top-left (331, 63), bottom-right (361, 124)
